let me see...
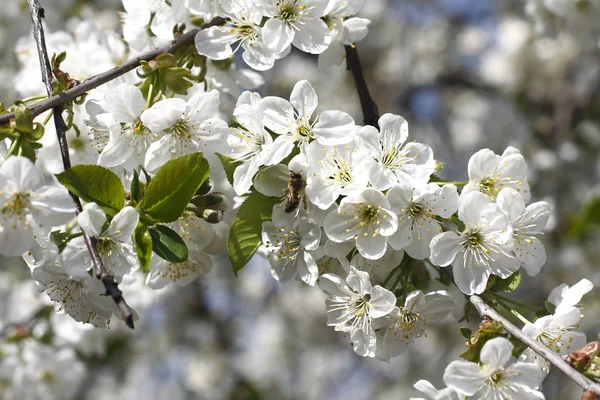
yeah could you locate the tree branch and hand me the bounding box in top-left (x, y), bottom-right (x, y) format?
top-left (0, 15), bottom-right (226, 126)
top-left (26, 0), bottom-right (135, 328)
top-left (344, 45), bottom-right (379, 128)
top-left (470, 295), bottom-right (600, 395)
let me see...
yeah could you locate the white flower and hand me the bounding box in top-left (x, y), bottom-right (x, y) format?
top-left (146, 213), bottom-right (215, 289)
top-left (142, 90), bottom-right (229, 171)
top-left (27, 244), bottom-right (117, 327)
top-left (186, 0), bottom-right (232, 18)
top-left (350, 247), bottom-right (404, 285)
top-left (62, 206), bottom-right (140, 280)
top-left (90, 83), bottom-right (158, 171)
top-left (497, 188), bottom-right (551, 276)
top-left (10, 341), bottom-right (86, 400)
top-left (195, 4), bottom-right (279, 70)
top-left (548, 278), bottom-right (594, 314)
top-left (77, 202), bottom-right (106, 238)
top-left (357, 114), bottom-right (436, 190)
top-left (387, 183), bottom-right (459, 259)
top-left (147, 247), bottom-right (212, 289)
top-left (319, 0), bottom-right (370, 69)
top-left (305, 137), bottom-right (370, 209)
top-left (519, 307), bottom-right (587, 372)
top-left (444, 337), bottom-right (546, 399)
top-left (262, 208), bottom-right (321, 286)
top-left (410, 379), bottom-right (463, 400)
top-left (259, 0), bottom-right (332, 54)
top-left (429, 192), bottom-right (518, 295)
top-left (121, 0), bottom-right (168, 53)
top-left (259, 80), bottom-right (355, 159)
top-left (0, 156), bottom-right (75, 257)
top-left (324, 188), bottom-right (398, 260)
top-left (313, 239), bottom-right (353, 276)
top-left (462, 147), bottom-right (531, 201)
top-left (227, 102), bottom-right (276, 195)
top-left (319, 267), bottom-right (396, 357)
top-left (374, 290), bottom-right (454, 358)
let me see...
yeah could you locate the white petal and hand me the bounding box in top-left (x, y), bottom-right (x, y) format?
top-left (77, 203), bottom-right (106, 238)
top-left (105, 206), bottom-right (138, 242)
top-left (429, 232), bottom-right (461, 267)
top-left (443, 360), bottom-right (487, 396)
top-left (292, 18), bottom-right (331, 54)
top-left (262, 18), bottom-right (294, 54)
top-left (480, 337), bottom-right (513, 370)
top-left (290, 80), bottom-right (318, 120)
top-left (141, 98), bottom-right (186, 132)
top-left (194, 26), bottom-right (234, 60)
top-left (259, 97), bottom-right (295, 135)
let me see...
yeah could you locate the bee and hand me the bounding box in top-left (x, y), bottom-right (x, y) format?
top-left (283, 171), bottom-right (306, 213)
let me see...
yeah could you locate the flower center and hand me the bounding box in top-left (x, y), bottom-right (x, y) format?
top-left (41, 370), bottom-right (55, 383)
top-left (2, 191), bottom-right (30, 220)
top-left (349, 293), bottom-right (370, 317)
top-left (537, 324), bottom-right (578, 353)
top-left (132, 117), bottom-right (149, 136)
top-left (278, 1), bottom-right (305, 22)
top-left (294, 124), bottom-right (312, 141)
top-left (406, 201), bottom-right (426, 219)
top-left (490, 371), bottom-right (504, 384)
top-left (479, 176), bottom-right (500, 198)
top-left (96, 237), bottom-right (115, 257)
top-left (459, 229), bottom-right (497, 267)
top-left (170, 119), bottom-right (191, 139)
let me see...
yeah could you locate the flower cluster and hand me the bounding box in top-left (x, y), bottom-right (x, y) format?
top-left (410, 279), bottom-right (594, 400)
top-left (123, 0), bottom-right (371, 71)
top-left (245, 80), bottom-right (556, 360)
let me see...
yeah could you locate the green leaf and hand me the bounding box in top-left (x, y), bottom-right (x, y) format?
top-left (56, 165), bottom-right (125, 214)
top-left (492, 271), bottom-right (522, 293)
top-left (228, 192), bottom-right (280, 275)
top-left (131, 170), bottom-right (142, 203)
top-left (569, 197), bottom-right (600, 239)
top-left (133, 224), bottom-right (153, 272)
top-left (148, 225), bottom-right (188, 263)
top-left (459, 326), bottom-right (472, 339)
top-left (142, 153), bottom-right (210, 223)
top-left (216, 153), bottom-right (241, 186)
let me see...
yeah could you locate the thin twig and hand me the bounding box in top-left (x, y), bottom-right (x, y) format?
top-left (344, 45), bottom-right (379, 128)
top-left (26, 0), bottom-right (135, 328)
top-left (470, 295), bottom-right (600, 395)
top-left (0, 16), bottom-right (226, 126)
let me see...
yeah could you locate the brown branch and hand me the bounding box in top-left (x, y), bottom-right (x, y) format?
top-left (344, 45), bottom-right (379, 128)
top-left (26, 0), bottom-right (136, 328)
top-left (0, 15), bottom-right (226, 126)
top-left (470, 295), bottom-right (600, 395)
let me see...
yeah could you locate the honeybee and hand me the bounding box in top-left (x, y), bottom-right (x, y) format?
top-left (283, 171), bottom-right (306, 213)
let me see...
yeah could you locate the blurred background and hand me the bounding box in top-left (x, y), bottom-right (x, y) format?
top-left (1, 0), bottom-right (600, 398)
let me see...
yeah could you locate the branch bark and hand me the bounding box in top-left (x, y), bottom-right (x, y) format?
top-left (26, 0), bottom-right (135, 328)
top-left (0, 15), bottom-right (226, 126)
top-left (344, 45), bottom-right (379, 128)
top-left (470, 295), bottom-right (600, 395)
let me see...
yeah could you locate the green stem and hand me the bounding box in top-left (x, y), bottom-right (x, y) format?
top-left (5, 135), bottom-right (23, 158)
top-left (146, 82), bottom-right (154, 109)
top-left (43, 111), bottom-right (53, 126)
top-left (492, 292), bottom-right (542, 312)
top-left (21, 94), bottom-right (47, 103)
top-left (511, 309), bottom-right (532, 325)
